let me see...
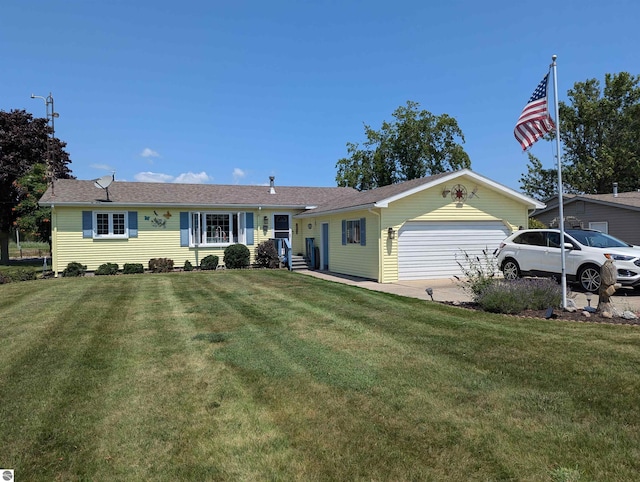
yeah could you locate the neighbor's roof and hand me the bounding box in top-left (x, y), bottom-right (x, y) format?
top-left (39, 179), bottom-right (358, 208)
top-left (536, 191), bottom-right (640, 214)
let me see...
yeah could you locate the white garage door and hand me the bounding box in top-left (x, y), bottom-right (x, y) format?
top-left (398, 221), bottom-right (510, 280)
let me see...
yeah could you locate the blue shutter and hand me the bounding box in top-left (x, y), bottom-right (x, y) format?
top-left (360, 218), bottom-right (366, 246)
top-left (246, 212), bottom-right (254, 245)
top-left (82, 211), bottom-right (93, 238)
top-left (342, 220), bottom-right (346, 245)
top-left (128, 211), bottom-right (138, 238)
top-left (180, 212), bottom-right (189, 247)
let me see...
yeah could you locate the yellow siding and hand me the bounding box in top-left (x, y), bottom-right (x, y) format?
top-left (297, 212), bottom-right (380, 280)
top-left (51, 206), bottom-right (306, 275)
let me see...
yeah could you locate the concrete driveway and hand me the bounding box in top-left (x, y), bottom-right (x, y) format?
top-left (297, 270), bottom-right (640, 313)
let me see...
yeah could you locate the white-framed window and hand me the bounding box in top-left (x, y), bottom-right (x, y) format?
top-left (94, 211), bottom-right (128, 238)
top-left (589, 221), bottom-right (608, 234)
top-left (346, 219), bottom-right (361, 244)
top-left (190, 212), bottom-right (246, 246)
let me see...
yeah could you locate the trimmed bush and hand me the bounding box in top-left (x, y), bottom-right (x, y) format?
top-left (200, 255), bottom-right (219, 271)
top-left (148, 258), bottom-right (174, 273)
top-left (63, 262), bottom-right (87, 277)
top-left (255, 240), bottom-right (280, 268)
top-left (476, 278), bottom-right (563, 314)
top-left (95, 262), bottom-right (119, 275)
top-left (0, 269), bottom-right (37, 284)
top-left (123, 263), bottom-right (144, 274)
top-left (183, 260), bottom-right (194, 272)
top-left (224, 244), bottom-right (250, 269)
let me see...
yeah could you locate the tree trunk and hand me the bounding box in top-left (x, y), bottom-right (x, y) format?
top-left (0, 231), bottom-right (9, 265)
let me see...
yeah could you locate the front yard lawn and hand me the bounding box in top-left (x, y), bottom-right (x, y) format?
top-left (1, 270), bottom-right (639, 480)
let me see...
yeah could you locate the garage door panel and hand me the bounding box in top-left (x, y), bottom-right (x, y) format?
top-left (398, 221), bottom-right (509, 280)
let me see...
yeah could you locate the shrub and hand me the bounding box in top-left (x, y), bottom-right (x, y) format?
top-left (200, 255), bottom-right (219, 271)
top-left (476, 278), bottom-right (563, 314)
top-left (123, 263), bottom-right (144, 274)
top-left (0, 268), bottom-right (38, 282)
top-left (454, 248), bottom-right (499, 299)
top-left (148, 258), bottom-right (174, 273)
top-left (95, 262), bottom-right (119, 275)
top-left (183, 260), bottom-right (194, 272)
top-left (63, 261), bottom-right (87, 277)
top-left (224, 244), bottom-right (250, 269)
top-left (255, 240), bottom-right (280, 268)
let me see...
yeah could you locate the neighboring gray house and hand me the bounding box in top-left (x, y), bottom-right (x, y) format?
top-left (533, 188), bottom-right (640, 245)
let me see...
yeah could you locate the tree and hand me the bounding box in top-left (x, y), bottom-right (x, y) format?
top-left (336, 101), bottom-right (471, 190)
top-left (0, 109), bottom-right (73, 264)
top-left (519, 153), bottom-right (580, 200)
top-left (520, 72), bottom-right (640, 197)
top-left (560, 72), bottom-right (640, 194)
top-left (13, 163), bottom-right (51, 243)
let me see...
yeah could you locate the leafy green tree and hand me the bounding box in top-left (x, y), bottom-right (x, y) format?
top-left (0, 109), bottom-right (73, 264)
top-left (521, 72), bottom-right (640, 198)
top-left (13, 163), bottom-right (51, 243)
top-left (559, 72), bottom-right (640, 194)
top-left (336, 101), bottom-right (471, 190)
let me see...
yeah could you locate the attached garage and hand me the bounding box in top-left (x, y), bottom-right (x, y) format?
top-left (398, 221), bottom-right (511, 280)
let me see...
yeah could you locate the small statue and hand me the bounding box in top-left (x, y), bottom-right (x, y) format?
top-left (596, 259), bottom-right (619, 317)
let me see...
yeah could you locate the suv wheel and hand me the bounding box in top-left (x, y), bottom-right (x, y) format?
top-left (579, 265), bottom-right (601, 292)
top-left (502, 259), bottom-right (520, 280)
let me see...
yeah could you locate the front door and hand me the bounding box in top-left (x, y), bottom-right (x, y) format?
top-left (273, 214), bottom-right (291, 242)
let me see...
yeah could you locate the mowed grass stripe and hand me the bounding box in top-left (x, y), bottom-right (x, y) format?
top-left (1, 271), bottom-right (640, 480)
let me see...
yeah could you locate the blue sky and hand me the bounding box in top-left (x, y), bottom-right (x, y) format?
top-left (3, 0), bottom-right (638, 191)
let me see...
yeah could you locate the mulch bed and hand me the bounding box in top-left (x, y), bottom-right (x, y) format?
top-left (442, 301), bottom-right (640, 326)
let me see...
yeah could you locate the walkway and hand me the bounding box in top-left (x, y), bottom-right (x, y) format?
top-left (296, 269), bottom-right (640, 312)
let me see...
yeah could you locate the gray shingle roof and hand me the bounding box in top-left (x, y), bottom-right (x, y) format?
top-left (538, 191), bottom-right (640, 213)
top-left (39, 179), bottom-right (358, 208)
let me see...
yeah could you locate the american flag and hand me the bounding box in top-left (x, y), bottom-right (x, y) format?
top-left (514, 74), bottom-right (555, 150)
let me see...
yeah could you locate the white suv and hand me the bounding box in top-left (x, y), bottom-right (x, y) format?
top-left (495, 229), bottom-right (640, 291)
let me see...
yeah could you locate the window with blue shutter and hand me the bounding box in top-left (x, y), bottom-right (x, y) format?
top-left (360, 217), bottom-right (366, 246)
top-left (180, 212), bottom-right (189, 247)
top-left (246, 212), bottom-right (254, 245)
top-left (128, 211), bottom-right (138, 238)
top-left (82, 211), bottom-right (93, 238)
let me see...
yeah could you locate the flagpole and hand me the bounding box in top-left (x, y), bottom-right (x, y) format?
top-left (551, 54), bottom-right (567, 309)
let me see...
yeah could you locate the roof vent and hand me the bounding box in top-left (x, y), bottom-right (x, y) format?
top-left (269, 176), bottom-right (276, 194)
top-left (613, 182), bottom-right (618, 197)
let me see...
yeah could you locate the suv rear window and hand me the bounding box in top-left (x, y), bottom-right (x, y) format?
top-left (513, 231), bottom-right (545, 246)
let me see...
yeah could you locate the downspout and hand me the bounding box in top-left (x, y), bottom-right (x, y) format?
top-left (51, 204), bottom-right (57, 277)
top-left (368, 208), bottom-right (382, 282)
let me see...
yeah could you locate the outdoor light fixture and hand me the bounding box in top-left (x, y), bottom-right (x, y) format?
top-left (426, 287), bottom-right (434, 301)
top-left (442, 188), bottom-right (451, 198)
top-left (387, 227), bottom-right (396, 239)
top-left (585, 292), bottom-right (593, 307)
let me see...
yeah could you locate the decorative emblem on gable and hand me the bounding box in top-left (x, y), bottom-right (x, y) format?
top-left (451, 184), bottom-right (467, 203)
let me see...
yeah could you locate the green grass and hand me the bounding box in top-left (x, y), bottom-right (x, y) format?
top-left (1, 270), bottom-right (639, 480)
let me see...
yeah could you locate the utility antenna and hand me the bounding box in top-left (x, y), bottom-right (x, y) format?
top-left (94, 173), bottom-right (114, 201)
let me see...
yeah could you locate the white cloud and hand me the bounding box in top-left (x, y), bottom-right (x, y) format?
top-left (90, 163), bottom-right (115, 171)
top-left (140, 148), bottom-right (160, 158)
top-left (232, 168), bottom-right (246, 183)
top-left (134, 171), bottom-right (174, 183)
top-left (173, 171), bottom-right (211, 184)
top-left (133, 171), bottom-right (211, 184)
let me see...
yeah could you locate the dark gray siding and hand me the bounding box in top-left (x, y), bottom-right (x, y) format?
top-left (534, 202), bottom-right (640, 245)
